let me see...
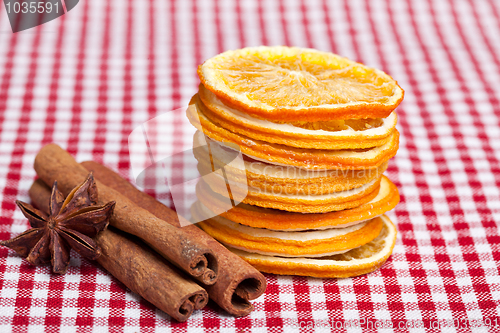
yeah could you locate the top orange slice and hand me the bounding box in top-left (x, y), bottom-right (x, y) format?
top-left (198, 46), bottom-right (404, 122)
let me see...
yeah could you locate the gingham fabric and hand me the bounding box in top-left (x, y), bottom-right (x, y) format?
top-left (0, 0), bottom-right (499, 332)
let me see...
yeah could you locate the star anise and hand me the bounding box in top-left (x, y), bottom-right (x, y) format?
top-left (0, 173), bottom-right (115, 274)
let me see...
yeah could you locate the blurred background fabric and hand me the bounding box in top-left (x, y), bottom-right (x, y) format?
top-left (0, 0), bottom-right (499, 331)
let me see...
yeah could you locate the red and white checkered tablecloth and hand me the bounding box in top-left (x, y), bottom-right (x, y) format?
top-left (0, 0), bottom-right (499, 332)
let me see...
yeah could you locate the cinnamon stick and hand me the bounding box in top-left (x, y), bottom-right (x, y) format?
top-left (81, 160), bottom-right (267, 317)
top-left (34, 144), bottom-right (218, 285)
top-left (29, 179), bottom-right (208, 322)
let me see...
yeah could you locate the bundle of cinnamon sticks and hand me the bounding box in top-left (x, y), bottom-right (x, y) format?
top-left (30, 144), bottom-right (266, 322)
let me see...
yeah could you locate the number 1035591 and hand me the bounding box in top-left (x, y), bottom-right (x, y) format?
top-left (5, 1), bottom-right (59, 14)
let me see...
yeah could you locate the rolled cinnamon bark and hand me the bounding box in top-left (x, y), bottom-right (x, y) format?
top-left (29, 180), bottom-right (208, 322)
top-left (81, 160), bottom-right (267, 317)
top-left (34, 144), bottom-right (218, 285)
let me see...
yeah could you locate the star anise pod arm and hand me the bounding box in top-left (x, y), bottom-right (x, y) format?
top-left (49, 181), bottom-right (64, 217)
top-left (16, 200), bottom-right (47, 228)
top-left (0, 227), bottom-right (48, 262)
top-left (49, 229), bottom-right (71, 274)
top-left (0, 173), bottom-right (115, 274)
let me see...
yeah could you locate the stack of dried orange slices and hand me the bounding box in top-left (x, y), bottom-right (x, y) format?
top-left (187, 46), bottom-right (403, 278)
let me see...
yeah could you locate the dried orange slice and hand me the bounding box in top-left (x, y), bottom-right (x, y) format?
top-left (192, 201), bottom-right (384, 257)
top-left (193, 131), bottom-right (388, 195)
top-left (227, 215), bottom-right (397, 278)
top-left (197, 161), bottom-right (385, 196)
top-left (197, 86), bottom-right (397, 149)
top-left (187, 104), bottom-right (399, 170)
top-left (197, 175), bottom-right (399, 230)
top-left (198, 176), bottom-right (380, 214)
top-left (198, 46), bottom-right (404, 122)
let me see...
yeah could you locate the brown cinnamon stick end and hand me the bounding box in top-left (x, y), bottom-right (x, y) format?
top-left (97, 229), bottom-right (209, 322)
top-left (190, 252), bottom-right (218, 285)
top-left (211, 257), bottom-right (267, 317)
